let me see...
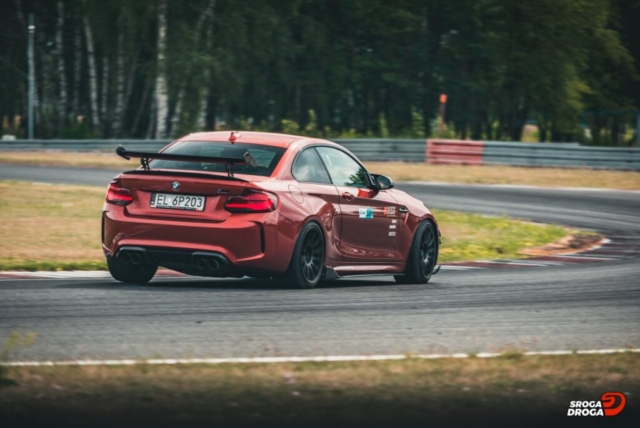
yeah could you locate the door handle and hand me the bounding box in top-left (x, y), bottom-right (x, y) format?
top-left (399, 206), bottom-right (409, 213)
top-left (342, 192), bottom-right (354, 201)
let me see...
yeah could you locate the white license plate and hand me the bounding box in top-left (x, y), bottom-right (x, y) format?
top-left (150, 193), bottom-right (206, 211)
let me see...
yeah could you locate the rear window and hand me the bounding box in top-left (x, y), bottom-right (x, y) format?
top-left (150, 141), bottom-right (286, 177)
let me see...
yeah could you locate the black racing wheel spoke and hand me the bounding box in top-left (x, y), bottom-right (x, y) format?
top-left (300, 228), bottom-right (323, 283)
top-left (419, 226), bottom-right (436, 276)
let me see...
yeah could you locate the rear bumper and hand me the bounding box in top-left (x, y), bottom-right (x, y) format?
top-left (113, 246), bottom-right (250, 277)
top-left (102, 205), bottom-right (290, 273)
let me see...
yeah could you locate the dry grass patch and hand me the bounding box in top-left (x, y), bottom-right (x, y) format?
top-left (0, 181), bottom-right (106, 270)
top-left (0, 353), bottom-right (638, 423)
top-left (434, 210), bottom-right (570, 262)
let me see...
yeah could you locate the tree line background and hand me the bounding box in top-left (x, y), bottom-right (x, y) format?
top-left (1, 0), bottom-right (639, 145)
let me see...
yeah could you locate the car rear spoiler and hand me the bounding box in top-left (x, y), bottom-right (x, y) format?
top-left (116, 146), bottom-right (257, 177)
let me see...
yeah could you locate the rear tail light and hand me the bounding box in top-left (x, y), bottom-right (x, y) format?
top-left (225, 190), bottom-right (277, 213)
top-left (106, 181), bottom-right (133, 206)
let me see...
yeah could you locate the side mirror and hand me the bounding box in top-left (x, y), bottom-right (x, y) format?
top-left (371, 174), bottom-right (394, 190)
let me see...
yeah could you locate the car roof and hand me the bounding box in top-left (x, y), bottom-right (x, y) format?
top-left (177, 131), bottom-right (310, 148)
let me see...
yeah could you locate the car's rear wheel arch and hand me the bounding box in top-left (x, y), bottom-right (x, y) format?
top-left (300, 214), bottom-right (332, 257)
top-left (300, 219), bottom-right (328, 267)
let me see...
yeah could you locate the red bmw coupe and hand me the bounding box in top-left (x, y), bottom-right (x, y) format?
top-left (102, 131), bottom-right (440, 288)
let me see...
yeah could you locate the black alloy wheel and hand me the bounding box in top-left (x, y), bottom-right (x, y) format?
top-left (395, 220), bottom-right (438, 284)
top-left (418, 222), bottom-right (438, 277)
top-left (284, 222), bottom-right (326, 289)
top-left (301, 227), bottom-right (323, 283)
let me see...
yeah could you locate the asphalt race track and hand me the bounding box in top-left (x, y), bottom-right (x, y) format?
top-left (1, 163), bottom-right (639, 361)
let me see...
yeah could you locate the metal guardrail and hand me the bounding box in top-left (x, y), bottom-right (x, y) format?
top-left (1, 138), bottom-right (639, 170)
top-left (0, 138), bottom-right (428, 163)
top-left (427, 139), bottom-right (640, 170)
top-left (0, 139), bottom-right (171, 152)
top-left (334, 139), bottom-right (426, 162)
top-left (482, 141), bottom-right (640, 170)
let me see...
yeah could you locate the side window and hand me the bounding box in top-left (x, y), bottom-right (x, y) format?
top-left (316, 147), bottom-right (369, 188)
top-left (292, 148), bottom-right (332, 184)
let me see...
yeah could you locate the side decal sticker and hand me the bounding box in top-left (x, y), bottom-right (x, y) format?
top-left (383, 206), bottom-right (396, 216)
top-left (359, 207), bottom-right (374, 219)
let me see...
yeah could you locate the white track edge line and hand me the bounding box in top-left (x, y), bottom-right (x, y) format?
top-left (3, 348), bottom-right (639, 367)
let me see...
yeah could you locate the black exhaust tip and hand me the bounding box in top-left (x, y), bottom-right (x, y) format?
top-left (196, 258), bottom-right (208, 270)
top-left (130, 253), bottom-right (142, 265)
top-left (207, 259), bottom-right (220, 271)
top-left (120, 252), bottom-right (132, 264)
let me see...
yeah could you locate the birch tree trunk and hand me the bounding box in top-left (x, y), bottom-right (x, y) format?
top-left (146, 94), bottom-right (157, 139)
top-left (55, 1), bottom-right (68, 127)
top-left (154, 0), bottom-right (169, 139)
top-left (196, 83), bottom-right (209, 130)
top-left (83, 14), bottom-right (100, 131)
top-left (71, 15), bottom-right (82, 119)
top-left (124, 48), bottom-right (138, 106)
top-left (132, 81), bottom-right (151, 137)
top-left (14, 0), bottom-right (28, 118)
top-left (170, 0), bottom-right (215, 136)
top-left (112, 32), bottom-right (125, 137)
top-left (37, 26), bottom-right (51, 135)
top-left (100, 56), bottom-right (109, 134)
top-left (197, 2), bottom-right (216, 130)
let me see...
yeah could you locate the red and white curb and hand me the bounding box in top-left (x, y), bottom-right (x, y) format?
top-left (2, 348), bottom-right (639, 367)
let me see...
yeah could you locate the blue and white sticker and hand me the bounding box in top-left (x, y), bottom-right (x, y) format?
top-left (359, 207), bottom-right (374, 219)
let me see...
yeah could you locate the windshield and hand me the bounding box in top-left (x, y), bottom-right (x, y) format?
top-left (149, 141), bottom-right (286, 177)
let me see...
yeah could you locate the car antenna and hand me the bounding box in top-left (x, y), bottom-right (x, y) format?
top-left (228, 131), bottom-right (241, 144)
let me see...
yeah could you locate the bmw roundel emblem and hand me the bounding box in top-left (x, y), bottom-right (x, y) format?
top-left (171, 181), bottom-right (180, 191)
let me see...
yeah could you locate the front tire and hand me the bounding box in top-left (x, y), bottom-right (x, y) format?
top-left (283, 222), bottom-right (325, 289)
top-left (394, 220), bottom-right (438, 285)
top-left (107, 257), bottom-right (158, 284)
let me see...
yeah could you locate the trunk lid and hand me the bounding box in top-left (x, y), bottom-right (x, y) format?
top-left (119, 169), bottom-right (248, 221)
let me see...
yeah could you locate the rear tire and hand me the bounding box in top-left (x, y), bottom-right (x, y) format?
top-left (394, 220), bottom-right (438, 285)
top-left (107, 257), bottom-right (158, 284)
top-left (283, 222), bottom-right (325, 289)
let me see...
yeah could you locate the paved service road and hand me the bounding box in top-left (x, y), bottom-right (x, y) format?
top-left (0, 163), bottom-right (120, 185)
top-left (0, 165), bottom-right (639, 361)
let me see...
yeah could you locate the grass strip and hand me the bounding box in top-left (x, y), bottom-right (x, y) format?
top-left (0, 353), bottom-right (638, 423)
top-left (2, 180), bottom-right (572, 271)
